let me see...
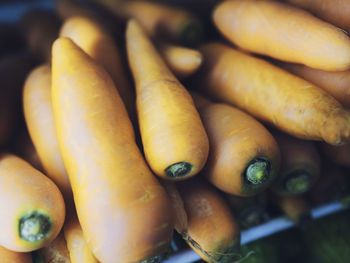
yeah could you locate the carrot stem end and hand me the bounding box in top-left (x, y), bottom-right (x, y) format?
top-left (245, 158), bottom-right (270, 185)
top-left (284, 170), bottom-right (312, 194)
top-left (165, 162), bottom-right (192, 178)
top-left (19, 211), bottom-right (52, 243)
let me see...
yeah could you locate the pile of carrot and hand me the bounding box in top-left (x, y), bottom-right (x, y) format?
top-left (1, 0), bottom-right (350, 262)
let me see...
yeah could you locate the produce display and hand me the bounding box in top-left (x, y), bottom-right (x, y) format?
top-left (0, 0), bottom-right (350, 262)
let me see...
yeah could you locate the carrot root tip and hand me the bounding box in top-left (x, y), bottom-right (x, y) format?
top-left (165, 162), bottom-right (192, 178)
top-left (177, 18), bottom-right (203, 46)
top-left (245, 158), bottom-right (270, 185)
top-left (284, 170), bottom-right (312, 195)
top-left (19, 211), bottom-right (52, 243)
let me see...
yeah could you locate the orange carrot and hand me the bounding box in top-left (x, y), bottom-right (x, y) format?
top-left (271, 132), bottom-right (320, 195)
top-left (59, 15), bottom-right (135, 121)
top-left (0, 246), bottom-right (32, 263)
top-left (196, 43), bottom-right (350, 146)
top-left (126, 20), bottom-right (209, 180)
top-left (177, 178), bottom-right (241, 263)
top-left (191, 92), bottom-right (280, 196)
top-left (213, 0), bottom-right (350, 71)
top-left (52, 37), bottom-right (173, 263)
top-left (23, 64), bottom-right (72, 201)
top-left (321, 143), bottom-right (350, 167)
top-left (157, 41), bottom-right (203, 78)
top-left (19, 10), bottom-right (60, 62)
top-left (37, 232), bottom-right (70, 263)
top-left (281, 62), bottom-right (350, 108)
top-left (0, 154), bottom-right (65, 252)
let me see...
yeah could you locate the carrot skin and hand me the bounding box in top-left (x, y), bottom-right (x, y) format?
top-left (126, 20), bottom-right (209, 180)
top-left (52, 38), bottom-right (173, 263)
top-left (0, 246), bottom-right (33, 263)
top-left (196, 43), bottom-right (350, 146)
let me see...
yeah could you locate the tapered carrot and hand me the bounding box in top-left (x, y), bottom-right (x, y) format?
top-left (281, 63), bottom-right (350, 108)
top-left (196, 43), bottom-right (350, 146)
top-left (37, 233), bottom-right (70, 263)
top-left (157, 41), bottom-right (203, 78)
top-left (23, 64), bottom-right (72, 201)
top-left (282, 0), bottom-right (350, 32)
top-left (64, 211), bottom-right (99, 263)
top-left (0, 246), bottom-right (32, 263)
top-left (0, 154), bottom-right (65, 252)
top-left (19, 10), bottom-right (60, 62)
top-left (126, 20), bottom-right (209, 180)
top-left (177, 178), bottom-right (241, 263)
top-left (271, 132), bottom-right (320, 195)
top-left (191, 92), bottom-right (280, 196)
top-left (321, 143), bottom-right (350, 167)
top-left (59, 15), bottom-right (135, 121)
top-left (52, 37), bottom-right (173, 263)
top-left (213, 0), bottom-right (350, 71)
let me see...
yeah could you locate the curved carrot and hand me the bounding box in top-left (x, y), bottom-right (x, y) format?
top-left (0, 246), bottom-right (32, 263)
top-left (196, 43), bottom-right (350, 146)
top-left (271, 132), bottom-right (320, 195)
top-left (0, 154), bottom-right (65, 252)
top-left (321, 143), bottom-right (350, 167)
top-left (213, 0), bottom-right (350, 71)
top-left (192, 92), bottom-right (280, 196)
top-left (126, 20), bottom-right (209, 180)
top-left (177, 178), bottom-right (241, 263)
top-left (52, 37), bottom-right (173, 263)
top-left (157, 41), bottom-right (203, 78)
top-left (23, 64), bottom-right (72, 201)
top-left (281, 63), bottom-right (350, 108)
top-left (37, 233), bottom-right (70, 263)
top-left (59, 15), bottom-right (135, 121)
top-left (19, 10), bottom-right (60, 62)
top-left (283, 0), bottom-right (350, 32)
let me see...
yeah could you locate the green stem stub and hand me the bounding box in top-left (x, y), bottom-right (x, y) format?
top-left (244, 158), bottom-right (271, 185)
top-left (284, 170), bottom-right (312, 195)
top-left (19, 211), bottom-right (52, 243)
top-left (165, 162), bottom-right (193, 178)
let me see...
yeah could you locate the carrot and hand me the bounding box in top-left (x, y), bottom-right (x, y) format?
top-left (321, 143), bottom-right (350, 167)
top-left (213, 0), bottom-right (350, 71)
top-left (196, 43), bottom-right (350, 146)
top-left (191, 92), bottom-right (280, 196)
top-left (37, 232), bottom-right (70, 263)
top-left (157, 41), bottom-right (203, 78)
top-left (271, 132), bottom-right (320, 195)
top-left (0, 154), bottom-right (65, 252)
top-left (19, 10), bottom-right (60, 62)
top-left (281, 62), bottom-right (350, 108)
top-left (52, 37), bottom-right (173, 263)
top-left (59, 15), bottom-right (135, 121)
top-left (282, 0), bottom-right (350, 32)
top-left (101, 0), bottom-right (203, 45)
top-left (0, 246), bottom-right (32, 263)
top-left (23, 64), bottom-right (72, 202)
top-left (177, 178), bottom-right (241, 263)
top-left (126, 20), bottom-right (209, 180)
top-left (64, 211), bottom-right (99, 263)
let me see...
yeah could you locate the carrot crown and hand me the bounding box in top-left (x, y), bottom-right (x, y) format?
top-left (165, 162), bottom-right (193, 178)
top-left (244, 158), bottom-right (270, 185)
top-left (19, 211), bottom-right (52, 243)
top-left (284, 169), bottom-right (312, 195)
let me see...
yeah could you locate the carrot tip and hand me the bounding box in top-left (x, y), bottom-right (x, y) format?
top-left (177, 18), bottom-right (203, 46)
top-left (165, 162), bottom-right (192, 178)
top-left (19, 211), bottom-right (52, 243)
top-left (245, 158), bottom-right (270, 185)
top-left (284, 170), bottom-right (312, 195)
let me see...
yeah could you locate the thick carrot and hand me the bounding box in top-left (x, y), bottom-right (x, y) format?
top-left (191, 92), bottom-right (280, 196)
top-left (157, 41), bottom-right (203, 78)
top-left (59, 15), bottom-right (135, 121)
top-left (177, 178), bottom-right (241, 263)
top-left (64, 211), bottom-right (99, 263)
top-left (196, 43), bottom-right (350, 146)
top-left (23, 64), bottom-right (72, 201)
top-left (126, 20), bottom-right (209, 180)
top-left (37, 232), bottom-right (70, 263)
top-left (213, 0), bottom-right (350, 71)
top-left (282, 0), bottom-right (350, 32)
top-left (281, 62), bottom-right (350, 108)
top-left (52, 37), bottom-right (173, 263)
top-left (271, 132), bottom-right (320, 195)
top-left (321, 143), bottom-right (350, 167)
top-left (19, 10), bottom-right (60, 62)
top-left (0, 154), bottom-right (65, 252)
top-left (0, 246), bottom-right (32, 263)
